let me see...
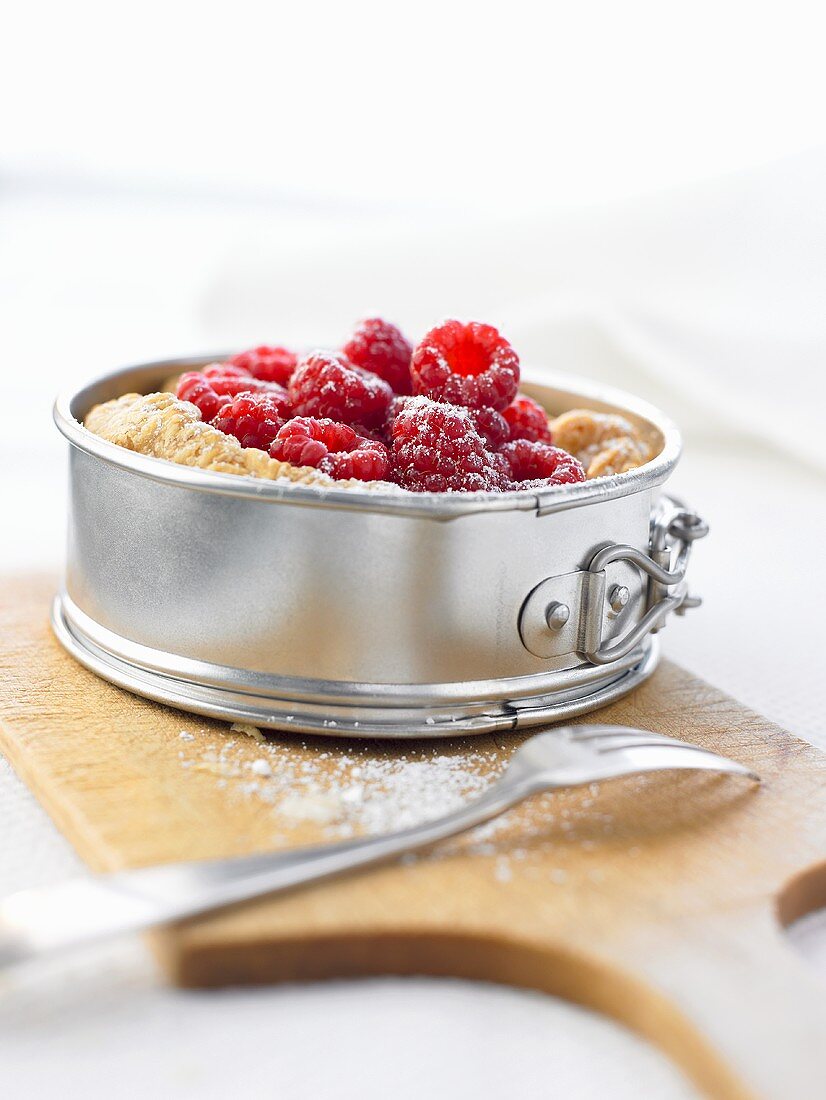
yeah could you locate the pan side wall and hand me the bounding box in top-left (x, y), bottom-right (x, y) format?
top-left (65, 448), bottom-right (653, 687)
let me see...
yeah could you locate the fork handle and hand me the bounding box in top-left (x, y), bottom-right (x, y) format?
top-left (0, 777), bottom-right (532, 969)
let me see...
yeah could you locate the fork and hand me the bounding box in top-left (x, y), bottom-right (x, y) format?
top-left (0, 725), bottom-right (758, 969)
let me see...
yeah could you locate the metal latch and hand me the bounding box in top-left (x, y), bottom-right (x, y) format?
top-left (518, 499), bottom-right (708, 664)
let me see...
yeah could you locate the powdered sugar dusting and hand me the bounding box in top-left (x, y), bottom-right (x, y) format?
top-left (173, 724), bottom-right (626, 884)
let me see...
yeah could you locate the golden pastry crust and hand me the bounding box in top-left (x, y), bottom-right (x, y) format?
top-left (84, 392), bottom-right (393, 491)
top-left (550, 409), bottom-right (653, 478)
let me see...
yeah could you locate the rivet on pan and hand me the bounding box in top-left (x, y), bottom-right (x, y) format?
top-left (609, 585), bottom-right (630, 613)
top-left (545, 602), bottom-right (570, 631)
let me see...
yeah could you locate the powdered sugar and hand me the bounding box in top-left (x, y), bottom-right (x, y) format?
top-left (178, 729), bottom-right (498, 839)
top-left (175, 723), bottom-right (615, 884)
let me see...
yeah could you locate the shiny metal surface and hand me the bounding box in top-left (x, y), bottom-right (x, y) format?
top-left (52, 355), bottom-right (697, 736)
top-left (546, 602), bottom-right (571, 630)
top-left (0, 725), bottom-right (758, 969)
top-left (50, 595), bottom-right (661, 736)
top-left (609, 585), bottom-right (630, 612)
top-left (583, 508), bottom-right (708, 665)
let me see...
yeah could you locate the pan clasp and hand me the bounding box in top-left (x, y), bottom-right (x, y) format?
top-left (518, 497), bottom-right (708, 666)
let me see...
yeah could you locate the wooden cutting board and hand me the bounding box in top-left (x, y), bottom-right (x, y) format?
top-left (1, 575), bottom-right (825, 1100)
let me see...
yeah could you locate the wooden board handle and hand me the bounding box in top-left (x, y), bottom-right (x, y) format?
top-left (628, 904), bottom-right (826, 1100)
top-left (157, 900), bottom-right (826, 1100)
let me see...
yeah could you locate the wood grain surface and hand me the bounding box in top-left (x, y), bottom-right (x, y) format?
top-left (1, 575), bottom-right (825, 1100)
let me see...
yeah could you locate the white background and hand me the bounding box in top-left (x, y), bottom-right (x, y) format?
top-left (2, 2), bottom-right (826, 1097)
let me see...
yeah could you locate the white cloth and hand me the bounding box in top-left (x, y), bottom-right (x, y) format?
top-left (2, 150), bottom-right (825, 1099)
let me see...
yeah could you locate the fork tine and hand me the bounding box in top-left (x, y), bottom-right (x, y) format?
top-left (569, 725), bottom-right (687, 746)
top-left (565, 725), bottom-right (760, 782)
top-left (595, 737), bottom-right (711, 755)
top-left (604, 742), bottom-right (761, 782)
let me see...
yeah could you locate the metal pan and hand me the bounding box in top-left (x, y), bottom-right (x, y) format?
top-left (52, 355), bottom-right (706, 737)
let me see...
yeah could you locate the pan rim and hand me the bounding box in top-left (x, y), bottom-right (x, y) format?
top-left (54, 354), bottom-right (681, 519)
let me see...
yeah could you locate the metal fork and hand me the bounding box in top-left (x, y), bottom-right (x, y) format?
top-left (0, 725), bottom-right (758, 969)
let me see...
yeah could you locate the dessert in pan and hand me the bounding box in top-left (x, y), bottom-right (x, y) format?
top-left (84, 318), bottom-right (655, 492)
top-left (56, 315), bottom-right (689, 737)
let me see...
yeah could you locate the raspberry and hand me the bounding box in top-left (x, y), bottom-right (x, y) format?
top-left (499, 439), bottom-right (585, 487)
top-left (387, 399), bottom-right (508, 451)
top-left (342, 318), bottom-right (413, 395)
top-left (502, 393), bottom-right (553, 444)
top-left (349, 423), bottom-right (387, 445)
top-left (203, 362), bottom-right (253, 384)
top-left (289, 351), bottom-right (393, 429)
top-left (270, 417), bottom-right (390, 481)
top-left (212, 391), bottom-right (287, 451)
top-left (411, 320), bottom-right (519, 411)
top-left (467, 406), bottom-right (510, 450)
top-left (177, 366), bottom-right (290, 423)
top-left (227, 346), bottom-right (298, 386)
top-left (177, 371), bottom-right (225, 422)
top-left (383, 394), bottom-right (408, 439)
top-left (203, 363), bottom-right (291, 408)
top-left (390, 396), bottom-right (509, 493)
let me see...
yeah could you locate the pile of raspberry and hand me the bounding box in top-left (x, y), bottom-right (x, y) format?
top-left (176, 319), bottom-right (586, 492)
